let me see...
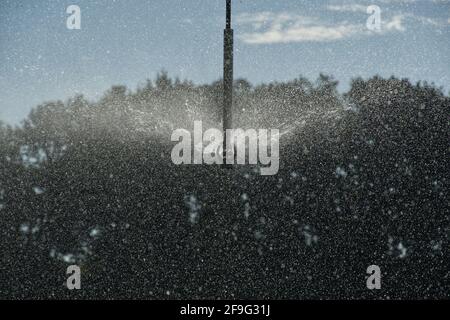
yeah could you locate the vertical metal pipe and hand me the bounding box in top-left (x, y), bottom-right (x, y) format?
top-left (226, 0), bottom-right (231, 28)
top-left (223, 0), bottom-right (233, 166)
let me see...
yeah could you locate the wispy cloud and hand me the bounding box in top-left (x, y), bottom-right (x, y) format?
top-left (237, 12), bottom-right (358, 44)
top-left (239, 24), bottom-right (361, 44)
top-left (237, 12), bottom-right (406, 44)
top-left (236, 12), bottom-right (318, 30)
top-left (326, 4), bottom-right (368, 13)
top-left (327, 1), bottom-right (448, 27)
top-left (385, 15), bottom-right (406, 31)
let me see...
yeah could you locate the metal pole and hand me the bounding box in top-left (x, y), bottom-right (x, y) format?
top-left (223, 0), bottom-right (233, 166)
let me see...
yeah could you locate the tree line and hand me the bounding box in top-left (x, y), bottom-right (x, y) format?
top-left (0, 73), bottom-right (448, 299)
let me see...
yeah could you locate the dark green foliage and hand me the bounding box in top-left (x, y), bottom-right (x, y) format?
top-left (0, 75), bottom-right (448, 299)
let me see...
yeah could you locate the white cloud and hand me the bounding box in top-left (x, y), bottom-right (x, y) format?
top-left (236, 12), bottom-right (318, 29)
top-left (237, 12), bottom-right (408, 44)
top-left (327, 2), bottom-right (446, 27)
top-left (326, 4), bottom-right (368, 13)
top-left (240, 24), bottom-right (361, 44)
top-left (385, 15), bottom-right (406, 31)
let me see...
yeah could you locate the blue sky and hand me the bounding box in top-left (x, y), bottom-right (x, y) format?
top-left (1, 0), bottom-right (449, 124)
